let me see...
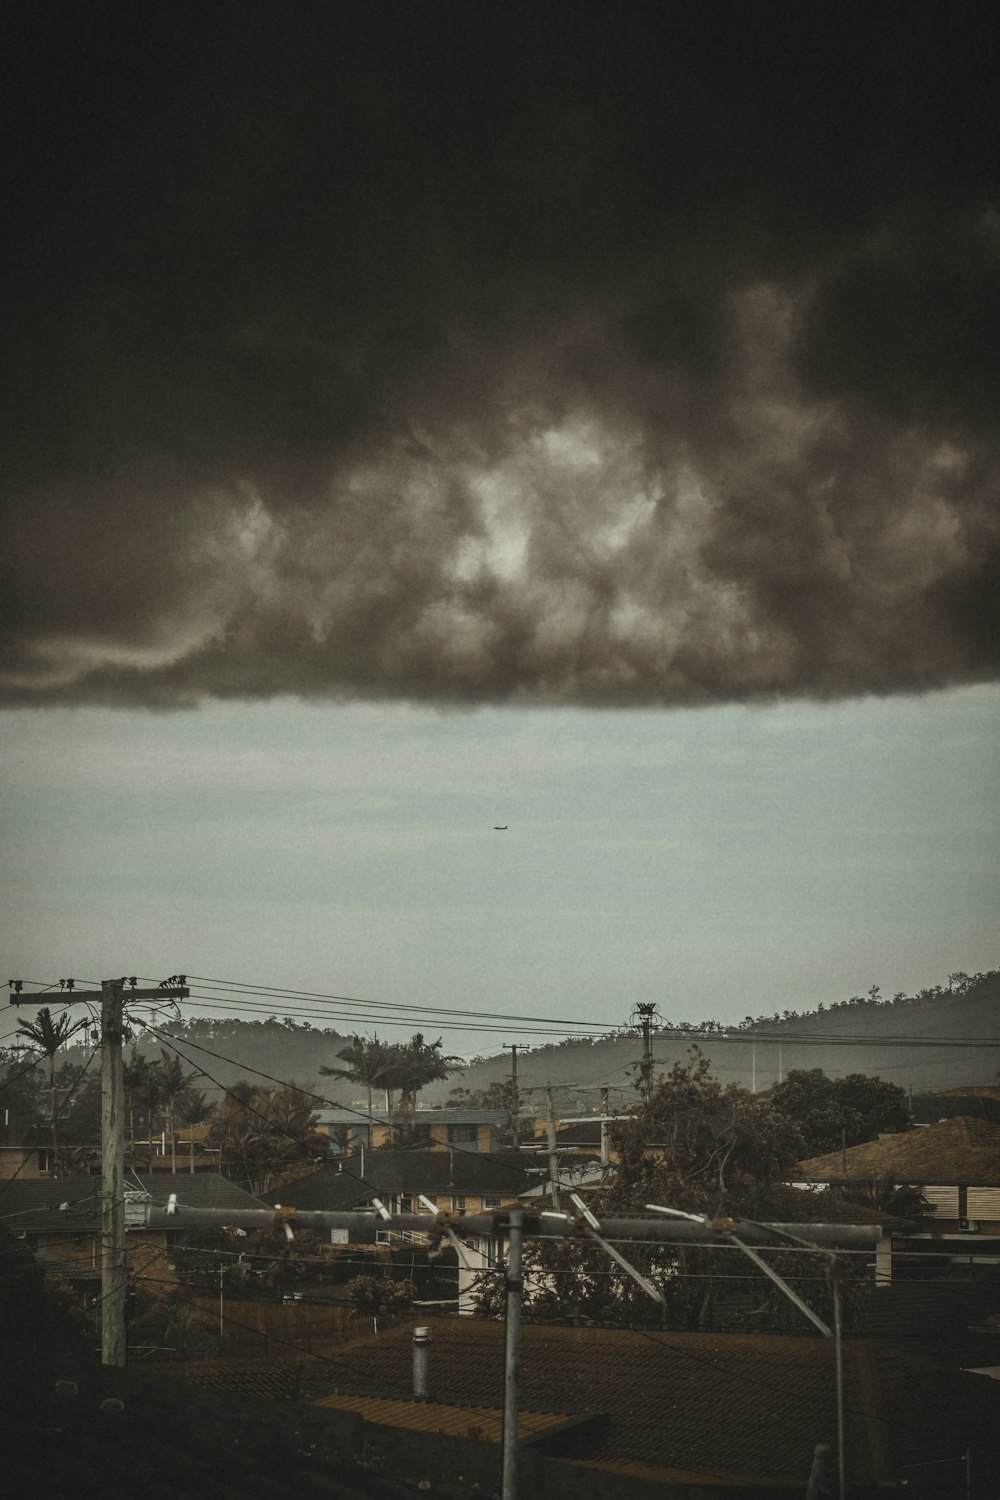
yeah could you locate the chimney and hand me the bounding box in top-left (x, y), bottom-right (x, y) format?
top-left (412, 1325), bottom-right (431, 1400)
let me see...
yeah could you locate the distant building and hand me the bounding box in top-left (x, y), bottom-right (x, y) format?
top-left (314, 1107), bottom-right (513, 1154)
top-left (795, 1115), bottom-right (1000, 1280)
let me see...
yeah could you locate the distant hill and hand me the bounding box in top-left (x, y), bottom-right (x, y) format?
top-left (434, 970), bottom-right (1000, 1112)
top-left (54, 969), bottom-right (1000, 1118)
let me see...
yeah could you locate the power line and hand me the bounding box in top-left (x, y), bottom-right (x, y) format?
top-left (0, 1040), bottom-right (101, 1198)
top-left (147, 1025), bottom-right (539, 1188)
top-left (181, 974), bottom-right (611, 1030)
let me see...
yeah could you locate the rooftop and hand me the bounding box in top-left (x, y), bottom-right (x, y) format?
top-left (307, 1316), bottom-right (1000, 1488)
top-left (267, 1151), bottom-right (532, 1208)
top-left (796, 1116), bottom-right (1000, 1185)
top-left (0, 1172), bottom-right (267, 1232)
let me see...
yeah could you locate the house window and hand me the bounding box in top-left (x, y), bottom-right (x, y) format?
top-left (37, 1149), bottom-right (54, 1173)
top-left (452, 1195), bottom-right (467, 1213)
top-left (447, 1124), bottom-right (478, 1145)
top-left (484, 1195), bottom-right (503, 1209)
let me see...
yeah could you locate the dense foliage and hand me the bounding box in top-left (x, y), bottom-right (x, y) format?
top-left (472, 1053), bottom-right (862, 1334)
top-left (769, 1068), bottom-right (910, 1157)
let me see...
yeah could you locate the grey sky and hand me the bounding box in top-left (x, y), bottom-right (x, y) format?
top-left (3, 687), bottom-right (996, 1054)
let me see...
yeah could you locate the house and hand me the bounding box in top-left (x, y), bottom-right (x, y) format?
top-left (315, 1107), bottom-right (511, 1153)
top-left (0, 1119), bottom-right (101, 1180)
top-left (310, 1316), bottom-right (1000, 1492)
top-left (0, 1122), bottom-right (221, 1179)
top-left (794, 1116), bottom-right (1000, 1281)
top-left (0, 1172), bottom-right (268, 1306)
top-left (265, 1150), bottom-right (533, 1313)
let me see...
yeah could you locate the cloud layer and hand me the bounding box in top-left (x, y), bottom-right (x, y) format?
top-left (3, 7), bottom-right (998, 707)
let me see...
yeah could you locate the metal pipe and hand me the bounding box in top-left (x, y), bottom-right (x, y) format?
top-left (412, 1325), bottom-right (431, 1400)
top-left (147, 1205), bottom-right (881, 1249)
top-left (833, 1269), bottom-right (845, 1500)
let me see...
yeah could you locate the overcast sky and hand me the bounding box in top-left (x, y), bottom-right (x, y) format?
top-left (2, 6), bottom-right (997, 1055)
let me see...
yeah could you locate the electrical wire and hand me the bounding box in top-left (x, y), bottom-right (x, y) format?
top-left (0, 1041), bottom-right (102, 1199)
top-left (144, 1025), bottom-right (540, 1187)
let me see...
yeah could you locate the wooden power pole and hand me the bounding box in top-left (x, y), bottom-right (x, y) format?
top-left (9, 975), bottom-right (189, 1367)
top-left (503, 1043), bottom-right (520, 1150)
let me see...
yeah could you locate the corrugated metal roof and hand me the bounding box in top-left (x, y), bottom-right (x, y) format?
top-left (313, 1393), bottom-right (599, 1445)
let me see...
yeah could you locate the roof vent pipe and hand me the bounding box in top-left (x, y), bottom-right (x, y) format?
top-left (412, 1325), bottom-right (431, 1400)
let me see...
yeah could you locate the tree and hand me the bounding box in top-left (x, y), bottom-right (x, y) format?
top-left (15, 1007), bottom-right (80, 1174)
top-left (447, 1079), bottom-right (529, 1146)
top-left (386, 1033), bottom-right (462, 1135)
top-left (320, 1034), bottom-right (399, 1129)
top-left (155, 1049), bottom-right (199, 1172)
top-left (124, 1051), bottom-right (164, 1167)
top-left (473, 1051), bottom-right (821, 1333)
top-left (769, 1069), bottom-right (910, 1158)
top-left (346, 1274), bottom-right (415, 1325)
top-left (175, 1087), bottom-right (215, 1173)
top-left (209, 1082), bottom-right (328, 1194)
top-left (320, 1032), bottom-right (461, 1142)
top-left (0, 1224), bottom-right (88, 1350)
top-left (0, 1048), bottom-right (45, 1137)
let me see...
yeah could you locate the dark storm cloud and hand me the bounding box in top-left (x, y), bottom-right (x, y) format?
top-left (3, 5), bottom-right (999, 708)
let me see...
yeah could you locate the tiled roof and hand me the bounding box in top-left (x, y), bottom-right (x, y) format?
top-left (796, 1116), bottom-right (1000, 1185)
top-left (0, 1172), bottom-right (268, 1232)
top-left (269, 1151), bottom-right (531, 1206)
top-left (263, 1167), bottom-right (373, 1211)
top-left (782, 1188), bottom-right (914, 1227)
top-left (308, 1317), bottom-right (1000, 1486)
top-left (34, 1255), bottom-right (102, 1284)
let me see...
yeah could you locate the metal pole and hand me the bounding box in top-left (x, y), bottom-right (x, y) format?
top-left (600, 1087), bottom-right (610, 1169)
top-left (501, 1209), bottom-right (523, 1500)
top-left (219, 1264), bottom-right (224, 1341)
top-left (100, 979), bottom-right (127, 1368)
top-left (412, 1325), bottom-right (431, 1399)
top-left (832, 1264), bottom-right (845, 1500)
top-left (544, 1087), bottom-right (560, 1209)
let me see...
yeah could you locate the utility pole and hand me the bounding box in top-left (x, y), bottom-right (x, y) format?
top-left (501, 1208), bottom-right (524, 1500)
top-left (600, 1086), bottom-right (610, 1169)
top-left (543, 1086), bottom-right (560, 1210)
top-left (101, 978), bottom-right (127, 1369)
top-left (9, 975), bottom-right (189, 1367)
top-left (631, 1003), bottom-right (658, 1102)
top-left (503, 1044), bottom-right (520, 1150)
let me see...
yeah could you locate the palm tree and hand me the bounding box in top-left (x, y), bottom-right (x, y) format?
top-left (208, 1083), bottom-right (326, 1194)
top-left (320, 1034), bottom-right (399, 1137)
top-left (124, 1051), bottom-right (149, 1162)
top-left (175, 1087), bottom-right (214, 1173)
top-left (155, 1050), bottom-right (198, 1172)
top-left (387, 1034), bottom-right (463, 1135)
top-left (15, 1007), bottom-right (77, 1175)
